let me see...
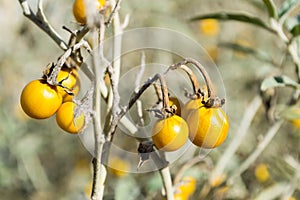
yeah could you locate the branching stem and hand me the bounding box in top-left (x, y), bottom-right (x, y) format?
top-left (18, 0), bottom-right (68, 50)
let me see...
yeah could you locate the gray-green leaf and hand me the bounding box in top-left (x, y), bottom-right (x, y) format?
top-left (262, 0), bottom-right (278, 18)
top-left (190, 12), bottom-right (274, 33)
top-left (260, 75), bottom-right (299, 91)
top-left (278, 0), bottom-right (300, 18)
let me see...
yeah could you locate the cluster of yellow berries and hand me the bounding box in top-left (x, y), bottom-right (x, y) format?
top-left (20, 0), bottom-right (109, 133)
top-left (20, 67), bottom-right (84, 134)
top-left (152, 95), bottom-right (229, 151)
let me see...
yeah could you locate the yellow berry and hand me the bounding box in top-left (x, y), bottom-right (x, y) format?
top-left (255, 163), bottom-right (270, 183)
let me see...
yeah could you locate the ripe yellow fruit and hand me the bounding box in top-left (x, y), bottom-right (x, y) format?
top-left (182, 99), bottom-right (204, 120)
top-left (20, 79), bottom-right (62, 119)
top-left (73, 0), bottom-right (106, 24)
top-left (56, 102), bottom-right (85, 134)
top-left (152, 115), bottom-right (189, 152)
top-left (56, 68), bottom-right (80, 102)
top-left (187, 106), bottom-right (229, 148)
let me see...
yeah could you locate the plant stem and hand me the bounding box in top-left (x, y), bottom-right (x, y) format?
top-left (91, 31), bottom-right (106, 199)
top-left (160, 166), bottom-right (174, 200)
top-left (170, 58), bottom-right (224, 107)
top-left (178, 65), bottom-right (201, 97)
top-left (105, 0), bottom-right (123, 26)
top-left (90, 10), bottom-right (107, 199)
top-left (228, 120), bottom-right (283, 184)
top-left (18, 0), bottom-right (68, 50)
top-left (184, 58), bottom-right (216, 98)
top-left (157, 74), bottom-right (172, 113)
top-left (173, 155), bottom-right (204, 184)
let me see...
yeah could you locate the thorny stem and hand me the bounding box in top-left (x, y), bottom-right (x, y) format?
top-left (46, 40), bottom-right (91, 86)
top-left (18, 0), bottom-right (68, 50)
top-left (122, 74), bottom-right (165, 116)
top-left (91, 0), bottom-right (125, 197)
top-left (105, 0), bottom-right (123, 26)
top-left (105, 0), bottom-right (123, 141)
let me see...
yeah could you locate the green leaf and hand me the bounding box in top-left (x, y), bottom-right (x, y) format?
top-left (291, 24), bottom-right (300, 37)
top-left (262, 0), bottom-right (278, 18)
top-left (260, 75), bottom-right (299, 91)
top-left (190, 12), bottom-right (274, 32)
top-left (278, 0), bottom-right (300, 18)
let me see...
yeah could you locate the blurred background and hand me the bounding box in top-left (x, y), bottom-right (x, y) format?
top-left (0, 0), bottom-right (299, 199)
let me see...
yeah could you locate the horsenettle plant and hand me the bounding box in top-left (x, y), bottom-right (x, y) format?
top-left (18, 0), bottom-right (230, 199)
top-left (17, 0), bottom-right (300, 199)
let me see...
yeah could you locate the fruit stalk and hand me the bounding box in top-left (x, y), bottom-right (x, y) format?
top-left (157, 73), bottom-right (172, 114)
top-left (176, 64), bottom-right (201, 98)
top-left (170, 58), bottom-right (225, 108)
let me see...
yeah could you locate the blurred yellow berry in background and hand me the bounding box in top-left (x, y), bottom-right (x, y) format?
top-left (206, 46), bottom-right (218, 62)
top-left (289, 108), bottom-right (300, 129)
top-left (108, 157), bottom-right (130, 177)
top-left (173, 176), bottom-right (197, 200)
top-left (254, 163), bottom-right (270, 183)
top-left (287, 197), bottom-right (297, 200)
top-left (199, 19), bottom-right (220, 36)
top-left (291, 118), bottom-right (300, 129)
top-left (214, 186), bottom-right (229, 199)
top-left (210, 173), bottom-right (226, 188)
top-left (84, 181), bottom-right (93, 198)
